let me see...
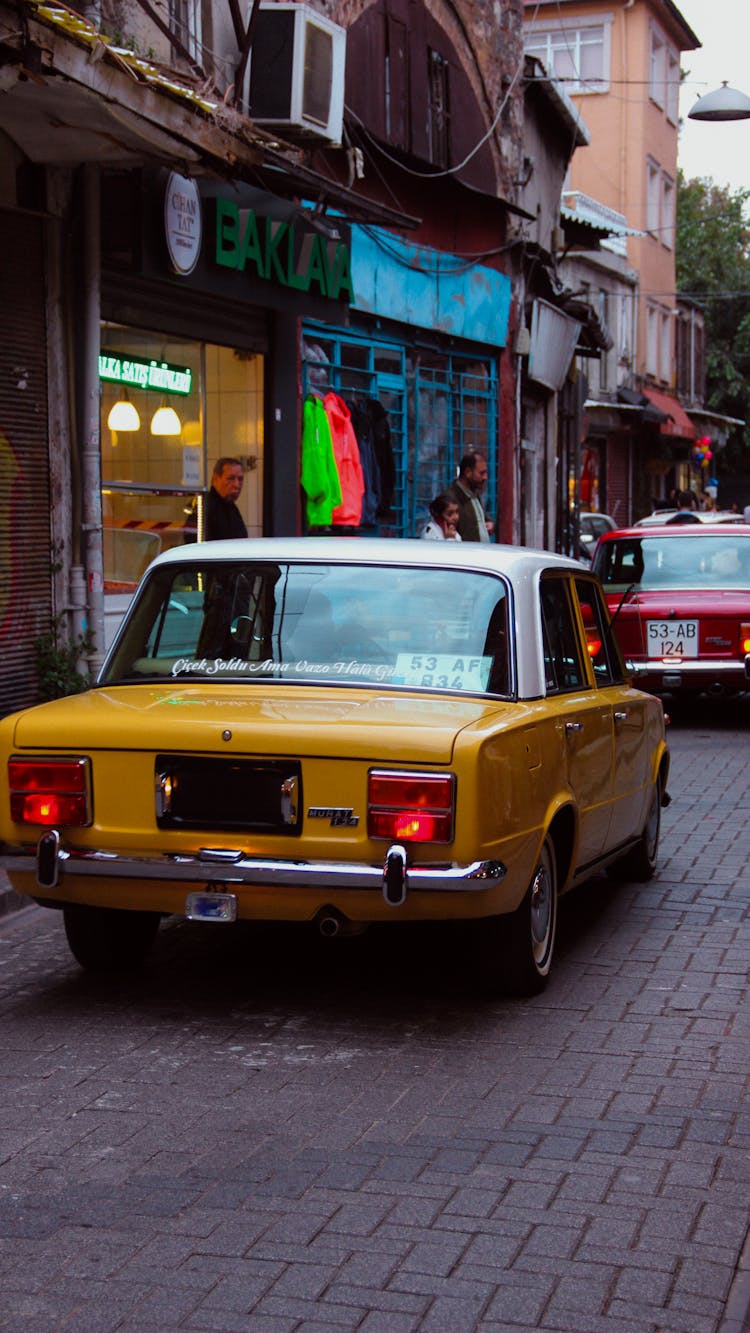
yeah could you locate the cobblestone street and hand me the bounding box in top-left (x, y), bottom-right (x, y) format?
top-left (1, 703), bottom-right (749, 1332)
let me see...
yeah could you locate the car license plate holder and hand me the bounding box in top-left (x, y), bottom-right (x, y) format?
top-left (185, 890), bottom-right (238, 923)
top-left (646, 619), bottom-right (699, 659)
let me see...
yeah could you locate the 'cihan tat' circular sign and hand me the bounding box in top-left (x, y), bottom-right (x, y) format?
top-left (164, 172), bottom-right (202, 276)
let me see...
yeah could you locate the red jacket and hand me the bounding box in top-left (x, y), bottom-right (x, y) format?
top-left (324, 392), bottom-right (364, 527)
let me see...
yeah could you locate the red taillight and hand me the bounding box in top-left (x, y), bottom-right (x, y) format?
top-left (741, 623), bottom-right (750, 655)
top-left (8, 758), bottom-right (90, 827)
top-left (367, 771), bottom-right (454, 843)
top-left (584, 626), bottom-right (603, 658)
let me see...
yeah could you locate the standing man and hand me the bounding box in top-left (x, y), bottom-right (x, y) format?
top-left (447, 452), bottom-right (495, 542)
top-left (665, 489), bottom-right (701, 525)
top-left (205, 457), bottom-right (248, 540)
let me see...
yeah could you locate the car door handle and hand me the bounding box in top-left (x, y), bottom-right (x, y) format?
top-left (613, 711), bottom-right (628, 723)
top-left (565, 720), bottom-right (584, 733)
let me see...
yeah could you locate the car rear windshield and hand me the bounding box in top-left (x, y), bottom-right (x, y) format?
top-left (594, 534), bottom-right (750, 592)
top-left (101, 560), bottom-right (513, 697)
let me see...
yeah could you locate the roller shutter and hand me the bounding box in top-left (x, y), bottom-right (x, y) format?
top-left (0, 209), bottom-right (50, 717)
top-left (605, 438), bottom-right (630, 529)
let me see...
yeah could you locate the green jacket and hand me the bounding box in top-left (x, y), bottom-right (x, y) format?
top-left (301, 395), bottom-right (342, 526)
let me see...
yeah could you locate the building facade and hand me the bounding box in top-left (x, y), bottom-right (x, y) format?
top-left (1, 0), bottom-right (542, 713)
top-left (523, 0), bottom-right (708, 521)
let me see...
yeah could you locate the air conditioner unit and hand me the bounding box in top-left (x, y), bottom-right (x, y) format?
top-left (244, 3), bottom-right (346, 145)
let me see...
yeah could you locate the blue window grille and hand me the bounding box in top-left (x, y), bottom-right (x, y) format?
top-left (302, 324), bottom-right (498, 538)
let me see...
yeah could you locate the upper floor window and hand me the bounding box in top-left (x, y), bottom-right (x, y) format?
top-left (661, 173), bottom-right (675, 249)
top-left (346, 0), bottom-right (496, 187)
top-left (524, 22), bottom-right (610, 94)
top-left (597, 290), bottom-right (610, 391)
top-left (667, 48), bottom-right (680, 124)
top-left (646, 158), bottom-right (660, 235)
top-left (427, 48), bottom-right (450, 169)
top-left (676, 311), bottom-right (705, 402)
top-left (169, 0), bottom-right (202, 61)
top-left (649, 26), bottom-right (666, 107)
top-left (646, 158), bottom-right (675, 248)
top-left (646, 301), bottom-right (672, 383)
top-left (649, 23), bottom-right (679, 118)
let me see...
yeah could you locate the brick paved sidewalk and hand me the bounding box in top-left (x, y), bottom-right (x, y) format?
top-left (0, 719), bottom-right (749, 1332)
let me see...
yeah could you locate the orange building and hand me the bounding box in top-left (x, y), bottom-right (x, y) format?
top-left (525, 0), bottom-right (698, 388)
top-left (524, 0), bottom-right (701, 516)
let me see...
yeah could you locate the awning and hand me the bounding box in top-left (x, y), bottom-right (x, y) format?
top-left (642, 387), bottom-right (695, 439)
top-left (0, 0), bottom-right (420, 231)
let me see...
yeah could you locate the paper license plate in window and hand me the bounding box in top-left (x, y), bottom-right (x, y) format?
top-left (185, 891), bottom-right (238, 923)
top-left (646, 620), bottom-right (699, 658)
top-left (393, 653), bottom-right (491, 691)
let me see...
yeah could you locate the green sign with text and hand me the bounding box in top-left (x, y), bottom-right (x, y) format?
top-left (99, 353), bottom-right (193, 395)
top-left (213, 199), bottom-right (354, 303)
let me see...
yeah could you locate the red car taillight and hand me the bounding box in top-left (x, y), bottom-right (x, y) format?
top-left (8, 758), bottom-right (91, 827)
top-left (367, 771), bottom-right (454, 843)
top-left (741, 623), bottom-right (750, 655)
top-left (584, 626), bottom-right (603, 658)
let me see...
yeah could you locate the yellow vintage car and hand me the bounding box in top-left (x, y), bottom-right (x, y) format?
top-left (0, 538), bottom-right (669, 995)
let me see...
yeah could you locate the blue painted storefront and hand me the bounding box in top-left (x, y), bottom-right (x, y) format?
top-left (303, 225), bottom-right (511, 537)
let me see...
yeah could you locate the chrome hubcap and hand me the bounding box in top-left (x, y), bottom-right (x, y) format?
top-left (530, 863), bottom-right (552, 958)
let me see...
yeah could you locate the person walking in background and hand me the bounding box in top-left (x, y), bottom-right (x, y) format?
top-left (447, 452), bottom-right (495, 542)
top-left (205, 457), bottom-right (248, 540)
top-left (665, 489), bottom-right (701, 525)
top-left (420, 493), bottom-right (462, 541)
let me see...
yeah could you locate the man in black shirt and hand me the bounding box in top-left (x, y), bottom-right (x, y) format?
top-left (205, 457), bottom-right (248, 540)
top-left (665, 489), bottom-right (700, 525)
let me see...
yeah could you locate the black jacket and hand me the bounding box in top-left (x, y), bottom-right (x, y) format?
top-left (205, 486), bottom-right (248, 540)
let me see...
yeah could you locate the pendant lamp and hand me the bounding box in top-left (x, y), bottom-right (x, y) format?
top-left (107, 389), bottom-right (140, 432)
top-left (150, 397), bottom-right (182, 435)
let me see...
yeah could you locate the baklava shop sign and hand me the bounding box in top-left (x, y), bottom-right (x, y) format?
top-left (164, 171), bottom-right (353, 302)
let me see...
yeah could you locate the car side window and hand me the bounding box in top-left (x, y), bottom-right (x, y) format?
top-left (594, 539), bottom-right (644, 591)
top-left (539, 576), bottom-right (586, 693)
top-left (574, 578), bottom-right (626, 687)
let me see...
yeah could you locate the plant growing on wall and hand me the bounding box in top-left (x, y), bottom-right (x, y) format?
top-left (34, 617), bottom-right (95, 701)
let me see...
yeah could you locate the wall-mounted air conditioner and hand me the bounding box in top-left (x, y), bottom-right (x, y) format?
top-left (243, 3), bottom-right (346, 145)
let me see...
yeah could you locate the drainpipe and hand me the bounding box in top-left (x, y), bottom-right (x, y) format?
top-left (80, 163), bottom-right (105, 673)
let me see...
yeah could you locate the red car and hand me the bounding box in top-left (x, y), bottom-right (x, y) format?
top-left (592, 524), bottom-right (750, 698)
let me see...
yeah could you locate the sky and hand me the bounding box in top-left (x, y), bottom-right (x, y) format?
top-left (676, 0), bottom-right (750, 194)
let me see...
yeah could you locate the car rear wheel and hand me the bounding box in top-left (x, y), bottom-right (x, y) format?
top-left (477, 836), bottom-right (557, 997)
top-left (607, 778), bottom-right (661, 883)
top-left (63, 904), bottom-right (161, 972)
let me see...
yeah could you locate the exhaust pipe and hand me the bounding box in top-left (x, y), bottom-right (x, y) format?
top-left (315, 907), bottom-right (367, 938)
top-left (319, 912), bottom-right (342, 938)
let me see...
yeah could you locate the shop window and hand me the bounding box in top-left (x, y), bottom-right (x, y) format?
top-left (100, 325), bottom-right (264, 600)
top-left (301, 327), bottom-right (497, 539)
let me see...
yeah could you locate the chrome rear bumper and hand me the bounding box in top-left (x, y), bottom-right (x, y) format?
top-left (3, 832), bottom-right (507, 900)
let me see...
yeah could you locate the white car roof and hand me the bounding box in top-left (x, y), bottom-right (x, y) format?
top-left (151, 536), bottom-right (582, 577)
top-left (634, 510), bottom-right (742, 527)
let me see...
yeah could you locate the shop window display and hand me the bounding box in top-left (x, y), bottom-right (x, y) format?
top-left (100, 324), bottom-right (264, 640)
top-left (301, 327), bottom-right (497, 539)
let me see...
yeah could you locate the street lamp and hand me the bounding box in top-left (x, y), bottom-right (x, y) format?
top-left (688, 82), bottom-right (750, 122)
